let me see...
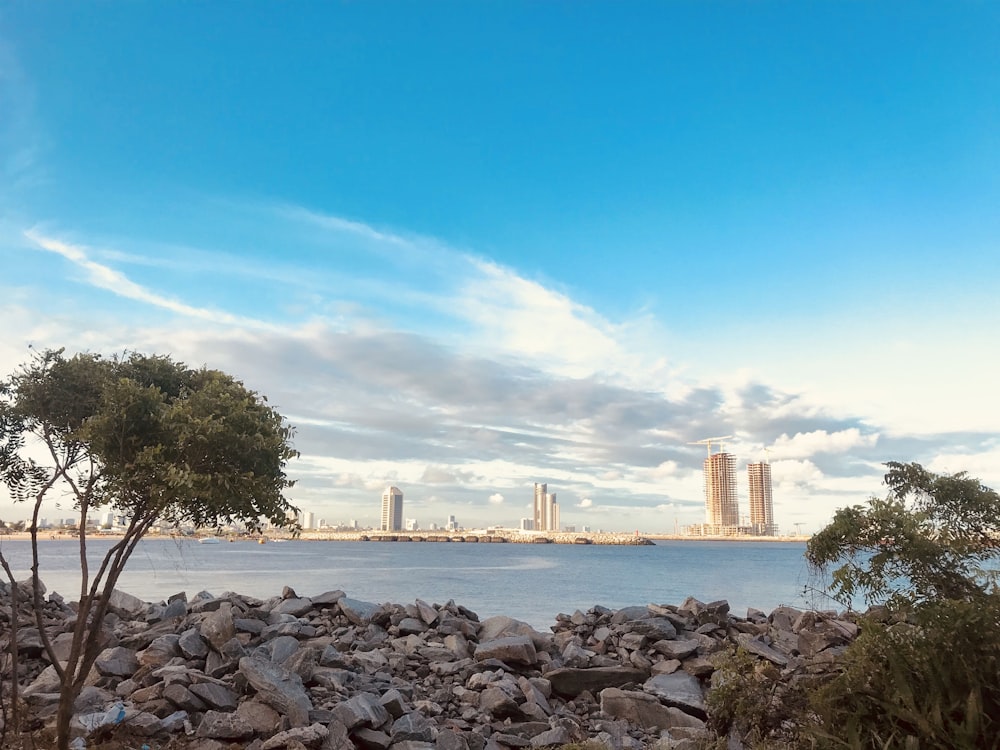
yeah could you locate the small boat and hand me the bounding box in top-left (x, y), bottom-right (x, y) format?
top-left (198, 537), bottom-right (222, 545)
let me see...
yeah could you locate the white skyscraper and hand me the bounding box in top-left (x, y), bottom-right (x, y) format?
top-left (380, 486), bottom-right (403, 531)
top-left (533, 483), bottom-right (560, 531)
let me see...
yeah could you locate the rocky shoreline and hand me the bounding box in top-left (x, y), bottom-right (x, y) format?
top-left (1, 579), bottom-right (858, 749)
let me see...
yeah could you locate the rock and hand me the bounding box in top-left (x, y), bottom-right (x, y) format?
top-left (735, 633), bottom-right (789, 667)
top-left (275, 597), bottom-right (315, 617)
top-left (628, 617), bottom-right (678, 640)
top-left (331, 692), bottom-right (389, 730)
top-left (338, 597), bottom-right (381, 625)
top-left (479, 686), bottom-right (521, 718)
top-left (236, 699), bottom-right (282, 734)
top-left (196, 709), bottom-right (256, 740)
top-left (601, 687), bottom-right (706, 731)
top-left (179, 627), bottom-right (210, 659)
top-left (547, 666), bottom-right (649, 698)
top-left (651, 638), bottom-right (700, 660)
top-left (164, 683), bottom-right (207, 712)
top-left (201, 603), bottom-right (236, 651)
top-left (643, 673), bottom-right (706, 719)
top-left (352, 727), bottom-right (392, 750)
top-left (94, 646), bottom-right (139, 677)
top-left (474, 636), bottom-right (538, 666)
top-left (398, 617), bottom-right (428, 635)
top-left (239, 655), bottom-right (314, 727)
top-left (190, 681), bottom-right (238, 711)
top-left (392, 711), bottom-right (436, 742)
top-left (530, 727), bottom-right (570, 747)
top-left (138, 633), bottom-right (181, 667)
top-left (270, 634), bottom-right (301, 663)
top-left (262, 723), bottom-right (330, 749)
top-left (610, 606), bottom-right (652, 625)
top-left (107, 589), bottom-right (147, 619)
top-left (379, 688), bottom-right (409, 718)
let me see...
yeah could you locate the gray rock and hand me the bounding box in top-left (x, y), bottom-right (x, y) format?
top-left (530, 727), bottom-right (570, 747)
top-left (392, 711), bottom-right (435, 742)
top-left (237, 699), bottom-right (282, 734)
top-left (474, 636), bottom-right (537, 666)
top-left (162, 597), bottom-right (188, 619)
top-left (239, 655), bottom-right (314, 727)
top-left (201, 602), bottom-right (236, 651)
top-left (311, 589), bottom-right (346, 606)
top-left (600, 687), bottom-right (680, 730)
top-left (321, 718), bottom-right (353, 750)
top-left (196, 709), bottom-right (256, 740)
top-left (262, 723), bottom-right (330, 749)
top-left (547, 666), bottom-right (649, 698)
top-left (479, 687), bottom-right (521, 718)
top-left (435, 729), bottom-right (470, 750)
top-left (339, 597), bottom-right (381, 625)
top-left (107, 589), bottom-right (147, 619)
top-left (275, 596), bottom-right (315, 617)
top-left (95, 646), bottom-right (139, 677)
top-left (643, 673), bottom-right (706, 719)
top-left (415, 598), bottom-right (439, 625)
top-left (610, 606), bottom-right (652, 625)
top-left (351, 727), bottom-right (391, 750)
top-left (190, 682), bottom-right (238, 711)
top-left (398, 617), bottom-right (427, 635)
top-left (379, 688), bottom-right (409, 718)
top-left (163, 683), bottom-right (207, 712)
top-left (139, 633), bottom-right (181, 667)
top-left (735, 633), bottom-right (789, 667)
top-left (179, 627), bottom-right (210, 659)
top-left (270, 634), bottom-right (301, 663)
top-left (651, 638), bottom-right (700, 660)
top-left (331, 692), bottom-right (389, 730)
top-left (628, 617), bottom-right (678, 640)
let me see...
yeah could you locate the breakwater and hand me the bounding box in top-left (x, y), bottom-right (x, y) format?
top-left (295, 530), bottom-right (655, 545)
top-left (1, 577), bottom-right (855, 749)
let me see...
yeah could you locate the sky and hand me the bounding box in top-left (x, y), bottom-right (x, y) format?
top-left (1, 3), bottom-right (998, 533)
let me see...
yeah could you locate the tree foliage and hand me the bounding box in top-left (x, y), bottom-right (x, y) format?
top-left (804, 462), bottom-right (1000, 749)
top-left (806, 461), bottom-right (1000, 608)
top-left (0, 348), bottom-right (299, 749)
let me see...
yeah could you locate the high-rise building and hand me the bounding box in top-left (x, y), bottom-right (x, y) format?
top-left (704, 452), bottom-right (738, 531)
top-left (300, 511), bottom-right (315, 530)
top-left (380, 486), bottom-right (403, 531)
top-left (747, 462), bottom-right (776, 536)
top-left (533, 483), bottom-right (560, 531)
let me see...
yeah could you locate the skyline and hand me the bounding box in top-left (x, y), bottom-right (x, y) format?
top-left (1, 5), bottom-right (998, 533)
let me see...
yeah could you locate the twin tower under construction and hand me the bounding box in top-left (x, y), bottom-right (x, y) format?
top-left (687, 439), bottom-right (776, 537)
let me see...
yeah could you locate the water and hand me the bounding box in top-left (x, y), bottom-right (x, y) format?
top-left (0, 538), bottom-right (833, 629)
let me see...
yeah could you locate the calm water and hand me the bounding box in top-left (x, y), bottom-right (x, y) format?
top-left (0, 538), bottom-right (835, 629)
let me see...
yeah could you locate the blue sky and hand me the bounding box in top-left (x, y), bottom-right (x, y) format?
top-left (2, 3), bottom-right (998, 532)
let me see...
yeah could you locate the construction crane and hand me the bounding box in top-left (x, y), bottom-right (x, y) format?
top-left (688, 435), bottom-right (733, 457)
top-left (763, 446), bottom-right (772, 465)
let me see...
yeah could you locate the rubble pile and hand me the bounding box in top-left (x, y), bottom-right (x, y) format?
top-left (0, 579), bottom-right (859, 749)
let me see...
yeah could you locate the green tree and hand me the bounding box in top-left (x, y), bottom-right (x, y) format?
top-left (0, 349), bottom-right (299, 749)
top-left (805, 462), bottom-right (1000, 748)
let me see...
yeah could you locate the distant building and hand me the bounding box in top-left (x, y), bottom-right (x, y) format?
top-left (300, 511), bottom-right (315, 530)
top-left (519, 518), bottom-right (534, 531)
top-left (446, 514), bottom-right (458, 531)
top-left (533, 483), bottom-right (560, 531)
top-left (405, 518), bottom-right (419, 531)
top-left (747, 462), bottom-right (776, 535)
top-left (380, 486), bottom-right (403, 531)
top-left (704, 452), bottom-right (738, 532)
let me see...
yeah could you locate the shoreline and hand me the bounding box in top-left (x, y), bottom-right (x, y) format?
top-left (0, 529), bottom-right (811, 544)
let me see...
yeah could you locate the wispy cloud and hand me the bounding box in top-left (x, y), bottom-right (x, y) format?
top-left (23, 229), bottom-right (280, 331)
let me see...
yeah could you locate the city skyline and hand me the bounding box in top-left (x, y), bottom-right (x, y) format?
top-left (1, 6), bottom-right (998, 533)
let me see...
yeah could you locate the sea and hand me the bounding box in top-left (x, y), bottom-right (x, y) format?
top-left (0, 538), bottom-right (842, 630)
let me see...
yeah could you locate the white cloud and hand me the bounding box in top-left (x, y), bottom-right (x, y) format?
top-left (24, 229), bottom-right (278, 331)
top-left (770, 429), bottom-right (878, 460)
top-left (577, 498), bottom-right (593, 508)
top-left (488, 493), bottom-right (504, 505)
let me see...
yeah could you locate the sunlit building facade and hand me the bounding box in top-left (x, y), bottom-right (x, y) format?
top-left (747, 462), bottom-right (776, 536)
top-left (380, 486), bottom-right (403, 531)
top-left (704, 452), bottom-right (739, 533)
